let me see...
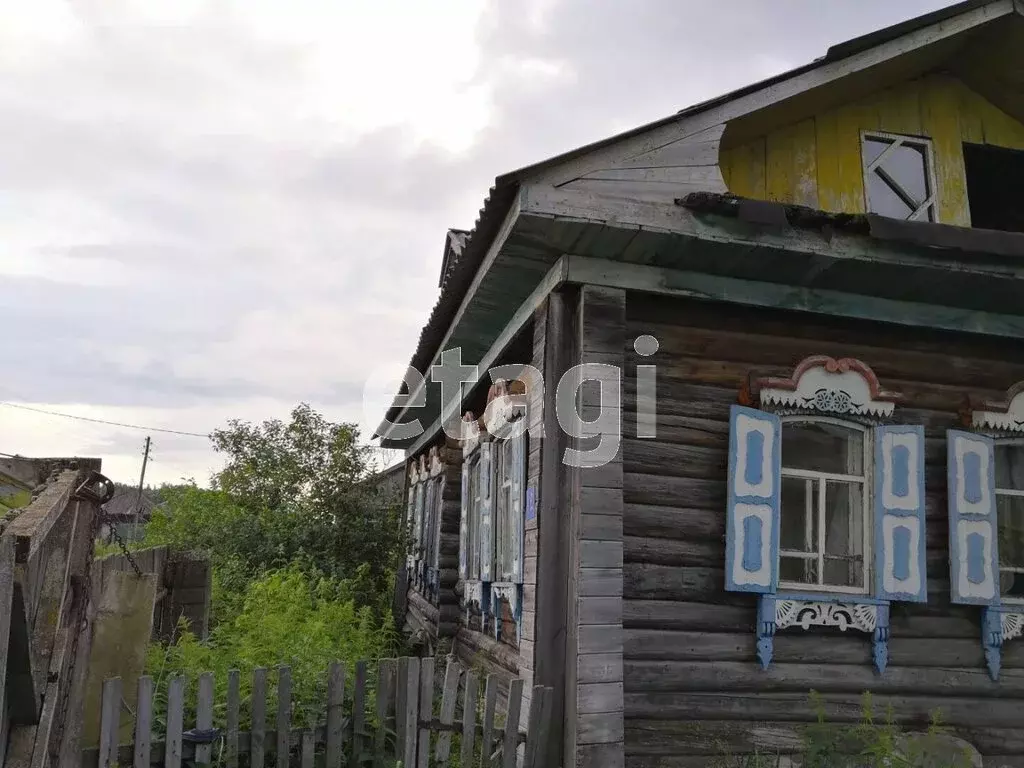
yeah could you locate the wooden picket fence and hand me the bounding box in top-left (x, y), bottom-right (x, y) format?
top-left (81, 656), bottom-right (554, 768)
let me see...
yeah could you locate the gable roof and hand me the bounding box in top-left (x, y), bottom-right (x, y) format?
top-left (103, 489), bottom-right (157, 520)
top-left (378, 0), bottom-right (1023, 443)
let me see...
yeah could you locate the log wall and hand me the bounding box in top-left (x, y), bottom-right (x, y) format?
top-left (620, 292), bottom-right (1024, 766)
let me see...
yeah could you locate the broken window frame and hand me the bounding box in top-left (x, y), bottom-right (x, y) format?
top-left (861, 130), bottom-right (938, 223)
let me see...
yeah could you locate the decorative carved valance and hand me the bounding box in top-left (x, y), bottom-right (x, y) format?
top-left (460, 410), bottom-right (486, 454)
top-left (428, 445), bottom-right (445, 477)
top-left (744, 356), bottom-right (901, 418)
top-left (758, 594), bottom-right (891, 674)
top-left (408, 454), bottom-right (429, 485)
top-left (483, 378), bottom-right (528, 436)
top-left (970, 381), bottom-right (1024, 434)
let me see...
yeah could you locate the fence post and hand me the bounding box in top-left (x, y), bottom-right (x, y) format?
top-left (416, 656), bottom-right (434, 768)
top-left (99, 676), bottom-right (122, 768)
top-left (196, 672), bottom-right (215, 765)
top-left (501, 678), bottom-right (524, 768)
top-left (251, 667), bottom-right (268, 768)
top-left (403, 656), bottom-right (420, 768)
top-left (395, 657), bottom-right (409, 753)
top-left (301, 730), bottom-right (315, 768)
top-left (165, 675), bottom-right (184, 768)
top-left (134, 676), bottom-right (153, 768)
top-left (226, 669), bottom-right (241, 768)
top-left (277, 666), bottom-right (291, 768)
top-left (375, 659), bottom-right (396, 758)
top-left (481, 675), bottom-right (498, 767)
top-left (350, 660), bottom-right (367, 768)
top-left (326, 661), bottom-right (345, 768)
top-left (434, 659), bottom-right (461, 764)
top-left (460, 672), bottom-right (479, 767)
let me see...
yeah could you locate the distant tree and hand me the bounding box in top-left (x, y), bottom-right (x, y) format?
top-left (144, 404), bottom-right (403, 617)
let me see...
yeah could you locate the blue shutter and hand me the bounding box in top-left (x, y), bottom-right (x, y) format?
top-left (479, 443), bottom-right (495, 582)
top-left (510, 435), bottom-right (526, 584)
top-left (459, 461), bottom-right (469, 580)
top-left (948, 430), bottom-right (999, 605)
top-left (725, 405), bottom-right (781, 593)
top-left (874, 425), bottom-right (927, 602)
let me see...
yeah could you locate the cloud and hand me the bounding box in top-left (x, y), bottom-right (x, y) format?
top-left (0, 0), bottom-right (950, 484)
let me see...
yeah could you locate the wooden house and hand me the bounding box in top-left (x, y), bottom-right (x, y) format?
top-left (377, 1), bottom-right (1024, 764)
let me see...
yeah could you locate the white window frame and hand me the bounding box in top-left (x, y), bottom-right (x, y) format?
top-left (494, 436), bottom-right (515, 580)
top-left (995, 438), bottom-right (1024, 605)
top-left (413, 482), bottom-right (425, 557)
top-left (465, 453), bottom-right (479, 580)
top-left (861, 130), bottom-right (939, 223)
top-left (425, 474), bottom-right (444, 574)
top-left (778, 415), bottom-right (873, 596)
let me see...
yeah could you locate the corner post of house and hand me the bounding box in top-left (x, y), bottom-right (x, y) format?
top-left (531, 289), bottom-right (573, 767)
top-left (565, 284), bottom-right (625, 767)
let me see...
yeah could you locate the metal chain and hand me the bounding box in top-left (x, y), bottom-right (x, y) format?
top-left (107, 517), bottom-right (143, 577)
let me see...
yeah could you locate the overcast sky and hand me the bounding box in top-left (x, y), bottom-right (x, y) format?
top-left (0, 0), bottom-right (950, 486)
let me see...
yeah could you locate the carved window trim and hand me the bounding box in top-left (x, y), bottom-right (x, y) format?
top-left (960, 382), bottom-right (1024, 679)
top-left (736, 356), bottom-right (919, 676)
top-left (745, 355), bottom-right (902, 421)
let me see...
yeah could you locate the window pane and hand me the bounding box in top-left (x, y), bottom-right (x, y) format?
top-left (780, 477), bottom-right (814, 552)
top-left (469, 461), bottom-right (480, 576)
top-left (867, 173), bottom-right (914, 219)
top-left (780, 556), bottom-right (817, 586)
top-left (782, 422), bottom-right (864, 475)
top-left (824, 481), bottom-right (865, 589)
top-left (998, 494), bottom-right (1024, 570)
top-left (996, 444), bottom-right (1024, 491)
top-left (863, 137), bottom-right (890, 166)
top-left (883, 142), bottom-right (929, 202)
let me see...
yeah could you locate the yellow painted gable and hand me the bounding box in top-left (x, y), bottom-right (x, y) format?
top-left (719, 74), bottom-right (1024, 227)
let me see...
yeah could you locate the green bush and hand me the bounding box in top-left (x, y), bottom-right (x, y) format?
top-left (147, 566), bottom-right (398, 729)
top-left (139, 405), bottom-right (404, 624)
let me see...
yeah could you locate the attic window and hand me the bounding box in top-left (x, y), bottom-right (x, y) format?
top-left (964, 143), bottom-right (1024, 234)
top-left (862, 132), bottom-right (936, 222)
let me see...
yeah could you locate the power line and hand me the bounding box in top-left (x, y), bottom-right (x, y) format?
top-left (0, 402), bottom-right (211, 438)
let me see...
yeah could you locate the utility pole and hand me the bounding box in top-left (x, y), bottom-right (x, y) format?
top-left (134, 436), bottom-right (151, 534)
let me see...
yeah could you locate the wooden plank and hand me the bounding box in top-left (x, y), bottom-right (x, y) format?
top-left (375, 658), bottom-right (396, 757)
top-left (326, 661), bottom-right (345, 768)
top-left (416, 656), bottom-right (434, 768)
top-left (395, 657), bottom-right (409, 754)
top-left (480, 674), bottom-right (498, 767)
top-left (501, 678), bottom-right (524, 768)
top-left (460, 672), bottom-right (479, 767)
top-left (561, 247), bottom-right (1024, 340)
top-left (301, 731), bottom-right (314, 768)
top-left (134, 675), bottom-right (153, 768)
top-left (625, 659), bottom-right (1024, 697)
top-left (276, 666), bottom-right (291, 768)
top-left (251, 667), bottom-right (267, 768)
top-left (99, 676), bottom-right (122, 768)
top-left (403, 657), bottom-right (420, 768)
top-left (350, 660), bottom-right (368, 768)
top-left (195, 672), bottom-right (214, 765)
top-left (920, 73), bottom-right (970, 226)
top-left (225, 669), bottom-right (240, 768)
top-left (523, 687), bottom-right (554, 768)
top-left (624, 689), bottom-right (1024, 729)
top-left (434, 659), bottom-right (461, 762)
top-left (164, 676), bottom-right (184, 768)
